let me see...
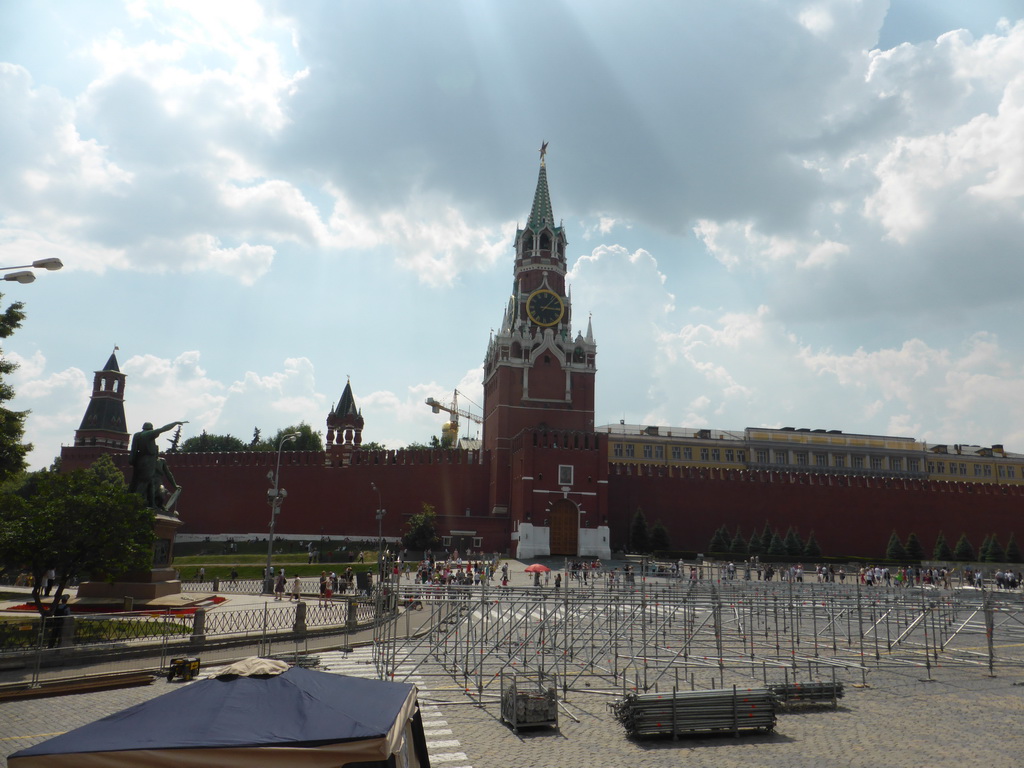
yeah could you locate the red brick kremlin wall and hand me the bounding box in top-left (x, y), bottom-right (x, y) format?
top-left (62, 446), bottom-right (1021, 558)
top-left (61, 447), bottom-right (507, 551)
top-left (606, 464), bottom-right (1023, 558)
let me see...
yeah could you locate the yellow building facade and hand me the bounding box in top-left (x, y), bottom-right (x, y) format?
top-left (601, 423), bottom-right (1024, 485)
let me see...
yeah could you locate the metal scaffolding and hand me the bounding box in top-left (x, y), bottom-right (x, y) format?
top-left (370, 576), bottom-right (1024, 704)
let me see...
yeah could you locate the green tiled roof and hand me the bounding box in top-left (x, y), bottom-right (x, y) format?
top-left (528, 162), bottom-right (554, 230)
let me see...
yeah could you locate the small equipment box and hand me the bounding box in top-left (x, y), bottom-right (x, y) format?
top-left (167, 657), bottom-right (201, 682)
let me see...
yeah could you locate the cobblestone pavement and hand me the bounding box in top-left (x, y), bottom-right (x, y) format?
top-left (3, 562), bottom-right (1023, 768)
top-left (3, 646), bottom-right (1022, 768)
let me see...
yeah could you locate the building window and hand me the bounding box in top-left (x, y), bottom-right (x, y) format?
top-left (815, 454), bottom-right (828, 467)
top-left (984, 464), bottom-right (992, 477)
top-left (625, 444), bottom-right (634, 458)
top-left (613, 443), bottom-right (623, 458)
top-left (852, 455), bottom-right (864, 469)
top-left (654, 445), bottom-right (664, 460)
top-left (671, 446), bottom-right (681, 460)
top-left (935, 461), bottom-right (945, 474)
top-left (472, 537), bottom-right (483, 548)
top-left (725, 449), bottom-right (734, 462)
top-left (908, 458), bottom-right (920, 472)
top-left (959, 463), bottom-right (968, 476)
top-left (795, 452), bottom-right (808, 466)
top-left (700, 448), bottom-right (709, 461)
top-left (684, 447), bottom-right (693, 460)
top-left (558, 465), bottom-right (574, 485)
top-left (711, 448), bottom-right (720, 461)
top-left (890, 458), bottom-right (902, 472)
top-left (642, 445), bottom-right (652, 459)
top-left (870, 456), bottom-right (884, 471)
top-left (834, 455), bottom-right (845, 468)
top-left (737, 450), bottom-right (746, 462)
top-left (775, 450), bottom-right (787, 464)
top-left (1009, 467), bottom-right (1016, 479)
top-left (756, 450), bottom-right (768, 464)
top-left (442, 536), bottom-right (452, 547)
top-left (998, 465), bottom-right (1006, 478)
top-left (973, 464), bottom-right (982, 477)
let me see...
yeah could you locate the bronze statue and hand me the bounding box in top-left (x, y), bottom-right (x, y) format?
top-left (129, 421), bottom-right (186, 509)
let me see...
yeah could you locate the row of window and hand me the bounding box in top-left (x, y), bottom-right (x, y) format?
top-left (754, 449), bottom-right (921, 473)
top-left (927, 461), bottom-right (1015, 479)
top-left (612, 443), bottom-right (748, 463)
top-left (610, 441), bottom-right (1021, 480)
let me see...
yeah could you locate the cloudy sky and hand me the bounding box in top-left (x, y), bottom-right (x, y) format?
top-left (4, 0), bottom-right (1024, 469)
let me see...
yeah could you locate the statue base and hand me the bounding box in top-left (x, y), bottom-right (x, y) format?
top-left (77, 512), bottom-right (183, 601)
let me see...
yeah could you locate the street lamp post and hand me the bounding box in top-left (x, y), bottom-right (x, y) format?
top-left (263, 432), bottom-right (300, 594)
top-left (1, 258), bottom-right (63, 284)
top-left (371, 482), bottom-right (386, 576)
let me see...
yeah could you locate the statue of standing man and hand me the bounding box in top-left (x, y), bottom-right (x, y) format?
top-left (129, 421), bottom-right (187, 510)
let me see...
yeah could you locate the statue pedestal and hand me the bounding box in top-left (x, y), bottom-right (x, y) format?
top-left (77, 512), bottom-right (183, 601)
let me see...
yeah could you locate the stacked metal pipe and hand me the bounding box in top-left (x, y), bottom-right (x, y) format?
top-left (768, 681), bottom-right (844, 704)
top-left (611, 687), bottom-right (776, 738)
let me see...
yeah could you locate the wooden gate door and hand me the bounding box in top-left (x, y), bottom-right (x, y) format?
top-left (549, 499), bottom-right (579, 556)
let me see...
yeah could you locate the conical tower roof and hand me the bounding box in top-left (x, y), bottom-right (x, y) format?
top-left (334, 379), bottom-right (359, 418)
top-left (527, 159), bottom-right (555, 231)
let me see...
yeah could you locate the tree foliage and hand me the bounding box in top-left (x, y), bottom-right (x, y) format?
top-left (650, 520), bottom-right (671, 552)
top-left (1005, 533), bottom-right (1022, 564)
top-left (904, 532), bottom-right (925, 561)
top-left (0, 454), bottom-right (154, 616)
top-left (953, 533), bottom-right (974, 561)
top-left (263, 423), bottom-right (323, 452)
top-left (767, 530), bottom-right (787, 557)
top-left (402, 503), bottom-right (440, 553)
top-left (729, 528), bottom-right (747, 556)
top-left (746, 529), bottom-right (764, 555)
top-left (783, 527), bottom-right (803, 557)
top-left (708, 525), bottom-right (729, 554)
top-left (984, 534), bottom-right (1005, 562)
top-left (886, 531), bottom-right (907, 560)
top-left (932, 532), bottom-right (953, 560)
top-left (629, 508), bottom-right (650, 553)
top-left (177, 423), bottom-right (324, 453)
top-left (0, 293), bottom-right (30, 483)
top-left (180, 430), bottom-right (247, 453)
top-left (803, 531), bottom-right (822, 558)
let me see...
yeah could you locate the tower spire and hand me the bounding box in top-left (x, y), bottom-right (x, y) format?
top-left (528, 142), bottom-right (554, 230)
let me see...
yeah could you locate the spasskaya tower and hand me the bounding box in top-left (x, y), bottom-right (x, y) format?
top-left (483, 145), bottom-right (606, 558)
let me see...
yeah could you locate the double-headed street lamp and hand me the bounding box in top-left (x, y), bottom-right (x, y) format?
top-left (371, 482), bottom-right (386, 575)
top-left (2, 258), bottom-right (63, 284)
top-left (263, 432), bottom-right (300, 594)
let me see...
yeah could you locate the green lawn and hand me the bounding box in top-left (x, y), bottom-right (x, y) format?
top-left (171, 556), bottom-right (380, 582)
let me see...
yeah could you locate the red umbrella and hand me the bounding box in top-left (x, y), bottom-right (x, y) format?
top-left (524, 564), bottom-right (551, 573)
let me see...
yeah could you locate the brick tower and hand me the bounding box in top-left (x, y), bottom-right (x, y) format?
top-left (325, 378), bottom-right (364, 467)
top-left (482, 146), bottom-right (607, 557)
top-left (73, 349), bottom-right (129, 451)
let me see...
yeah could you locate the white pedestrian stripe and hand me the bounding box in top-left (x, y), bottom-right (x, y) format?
top-left (307, 648), bottom-right (473, 768)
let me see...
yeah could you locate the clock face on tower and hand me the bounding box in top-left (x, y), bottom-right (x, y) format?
top-left (526, 288), bottom-right (565, 327)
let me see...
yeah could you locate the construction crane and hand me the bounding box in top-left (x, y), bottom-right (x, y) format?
top-left (424, 389), bottom-right (482, 446)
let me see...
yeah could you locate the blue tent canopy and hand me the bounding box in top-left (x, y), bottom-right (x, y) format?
top-left (11, 667), bottom-right (430, 767)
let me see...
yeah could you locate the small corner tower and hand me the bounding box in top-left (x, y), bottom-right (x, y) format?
top-left (73, 348), bottom-right (129, 451)
top-left (326, 378), bottom-right (364, 466)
